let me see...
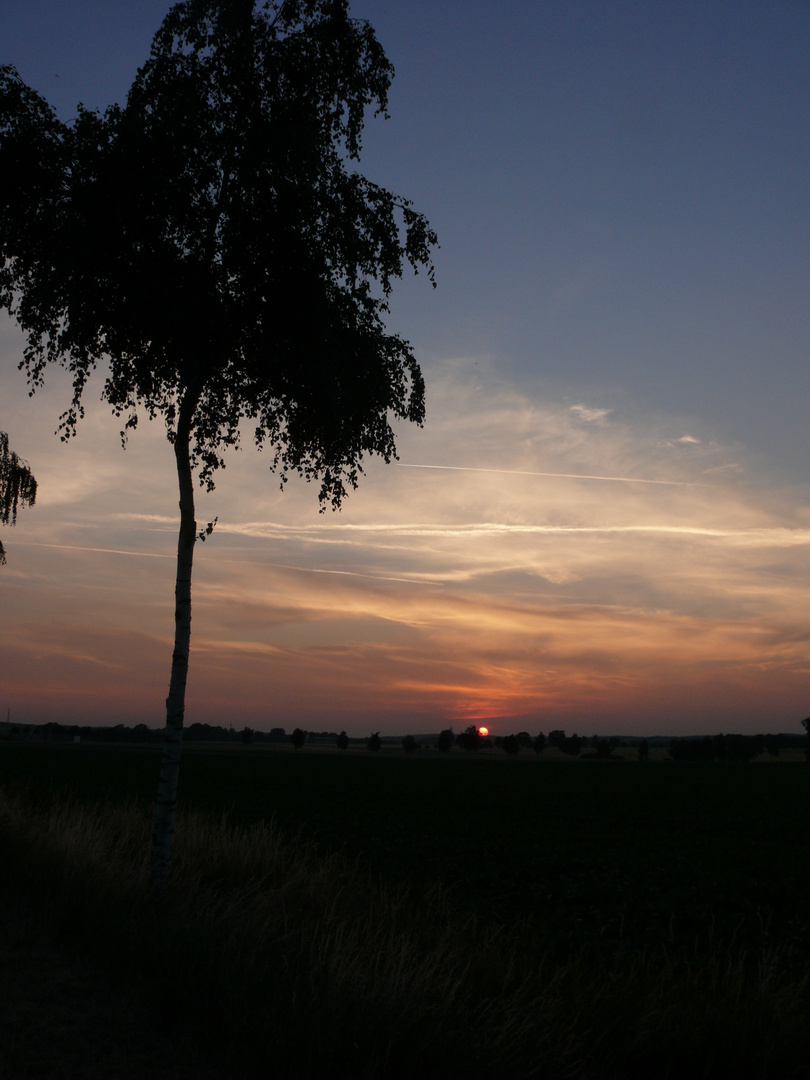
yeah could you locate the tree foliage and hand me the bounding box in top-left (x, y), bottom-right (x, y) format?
top-left (0, 0), bottom-right (436, 504)
top-left (0, 431), bottom-right (37, 565)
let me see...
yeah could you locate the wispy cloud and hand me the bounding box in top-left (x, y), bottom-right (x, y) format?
top-left (2, 358), bottom-right (808, 733)
top-left (570, 404), bottom-right (611, 423)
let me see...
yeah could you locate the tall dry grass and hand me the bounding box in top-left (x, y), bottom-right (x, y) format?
top-left (2, 782), bottom-right (808, 1079)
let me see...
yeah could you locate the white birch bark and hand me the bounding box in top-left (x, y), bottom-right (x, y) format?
top-left (149, 388), bottom-right (200, 897)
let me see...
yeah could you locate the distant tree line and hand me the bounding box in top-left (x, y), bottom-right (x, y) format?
top-left (18, 722), bottom-right (159, 743)
top-left (6, 721), bottom-right (806, 759)
top-left (667, 733), bottom-right (796, 762)
top-left (428, 727), bottom-right (807, 761)
top-left (5, 721), bottom-right (293, 744)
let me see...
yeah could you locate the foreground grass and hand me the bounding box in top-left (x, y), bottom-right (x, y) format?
top-left (2, 780), bottom-right (809, 1079)
top-left (5, 744), bottom-right (810, 956)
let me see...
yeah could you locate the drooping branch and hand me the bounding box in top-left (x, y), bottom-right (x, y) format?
top-left (0, 430), bottom-right (37, 565)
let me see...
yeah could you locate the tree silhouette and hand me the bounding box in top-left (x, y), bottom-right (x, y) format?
top-left (0, 431), bottom-right (37, 565)
top-left (436, 728), bottom-right (454, 753)
top-left (336, 730), bottom-right (349, 751)
top-left (0, 1), bottom-right (436, 893)
top-left (460, 724), bottom-right (481, 751)
top-left (501, 733), bottom-right (520, 756)
top-left (291, 728), bottom-right (306, 751)
top-left (547, 730), bottom-right (566, 751)
top-left (367, 731), bottom-right (381, 752)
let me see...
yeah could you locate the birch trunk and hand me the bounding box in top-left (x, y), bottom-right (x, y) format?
top-left (149, 388), bottom-right (199, 897)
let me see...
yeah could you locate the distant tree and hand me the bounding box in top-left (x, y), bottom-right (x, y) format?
top-left (241, 726), bottom-right (254, 745)
top-left (501, 734), bottom-right (520, 756)
top-left (0, 1), bottom-right (436, 894)
top-left (597, 737), bottom-right (618, 758)
top-left (803, 718), bottom-right (810, 762)
top-left (291, 728), bottom-right (306, 751)
top-left (367, 731), bottom-right (382, 752)
top-left (402, 734), bottom-right (417, 753)
top-left (547, 730), bottom-right (566, 751)
top-left (436, 728), bottom-right (454, 753)
top-left (336, 730), bottom-right (349, 751)
top-left (533, 732), bottom-right (546, 756)
top-left (516, 731), bottom-right (532, 750)
top-left (269, 727), bottom-right (286, 742)
top-left (0, 431), bottom-right (37, 565)
top-left (560, 733), bottom-right (582, 756)
top-left (637, 739), bottom-right (649, 762)
top-left (460, 725), bottom-right (481, 751)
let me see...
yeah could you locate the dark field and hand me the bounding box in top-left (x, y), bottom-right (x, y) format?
top-left (4, 742), bottom-right (810, 954)
top-left (3, 742), bottom-right (810, 1079)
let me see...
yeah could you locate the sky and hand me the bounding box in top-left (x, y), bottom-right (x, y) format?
top-left (1, 0), bottom-right (808, 736)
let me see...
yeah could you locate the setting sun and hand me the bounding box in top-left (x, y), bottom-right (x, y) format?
top-left (478, 726), bottom-right (489, 737)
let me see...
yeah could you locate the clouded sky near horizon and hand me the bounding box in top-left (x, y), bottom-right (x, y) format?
top-left (1, 0), bottom-right (808, 736)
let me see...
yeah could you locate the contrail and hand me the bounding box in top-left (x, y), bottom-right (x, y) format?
top-left (28, 542), bottom-right (173, 559)
top-left (396, 463), bottom-right (701, 486)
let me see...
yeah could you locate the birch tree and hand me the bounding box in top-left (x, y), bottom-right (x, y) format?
top-left (0, 0), bottom-right (436, 893)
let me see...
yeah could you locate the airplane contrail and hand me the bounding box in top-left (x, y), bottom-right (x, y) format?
top-left (28, 542), bottom-right (173, 559)
top-left (396, 463), bottom-right (701, 486)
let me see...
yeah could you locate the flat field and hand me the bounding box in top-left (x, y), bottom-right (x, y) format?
top-left (3, 742), bottom-right (809, 958)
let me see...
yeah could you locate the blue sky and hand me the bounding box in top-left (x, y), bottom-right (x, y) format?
top-left (1, 1), bottom-right (808, 734)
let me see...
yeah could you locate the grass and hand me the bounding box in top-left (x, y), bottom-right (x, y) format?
top-left (2, 744), bottom-right (810, 1077)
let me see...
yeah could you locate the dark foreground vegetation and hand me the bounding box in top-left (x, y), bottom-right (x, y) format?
top-left (2, 744), bottom-right (810, 1079)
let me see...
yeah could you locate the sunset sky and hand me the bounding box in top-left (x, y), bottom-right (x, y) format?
top-left (1, 0), bottom-right (808, 736)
